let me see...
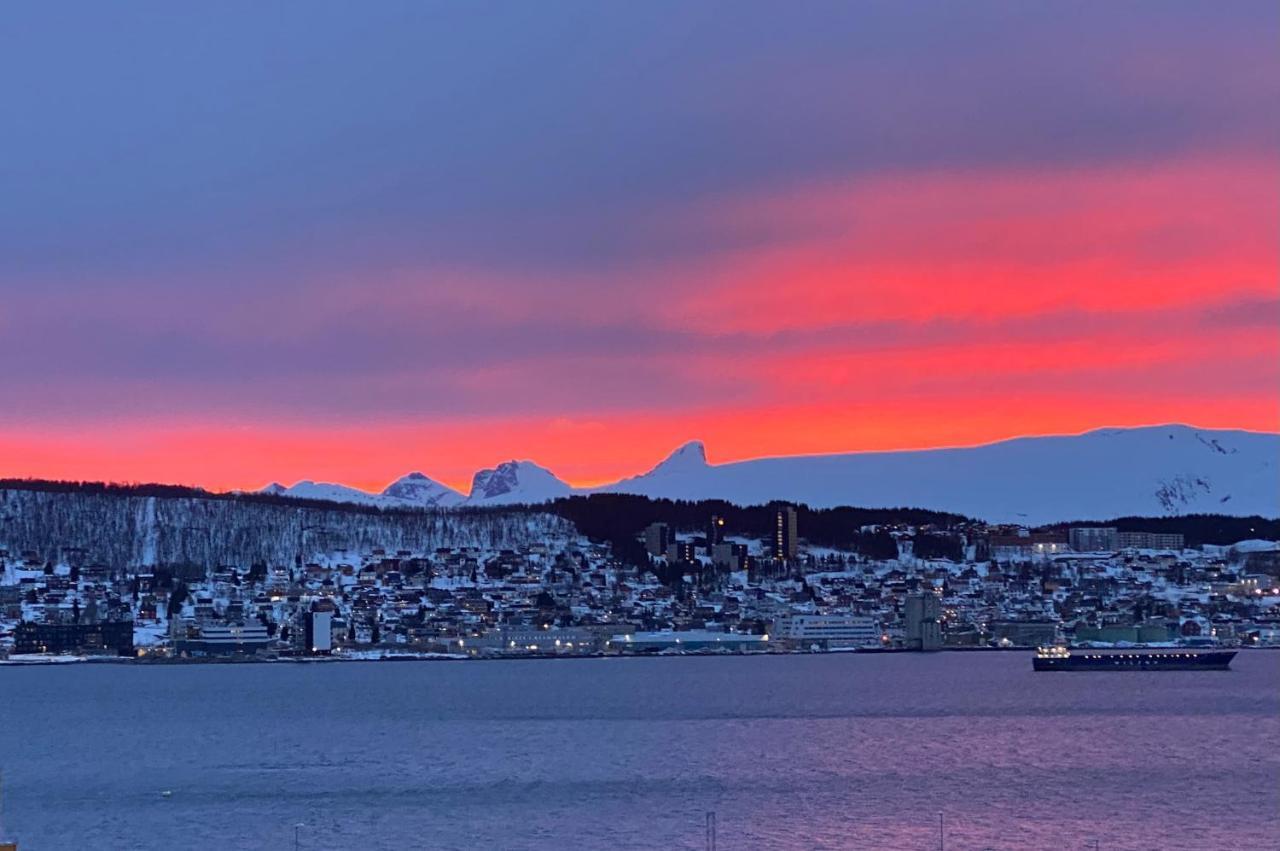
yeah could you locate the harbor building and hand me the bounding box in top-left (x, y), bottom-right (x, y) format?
top-left (174, 623), bottom-right (272, 657)
top-left (607, 630), bottom-right (770, 653)
top-left (486, 626), bottom-right (604, 654)
top-left (771, 614), bottom-right (880, 650)
top-left (1075, 620), bottom-right (1173, 644)
top-left (990, 620), bottom-right (1059, 647)
top-left (13, 620), bottom-right (134, 657)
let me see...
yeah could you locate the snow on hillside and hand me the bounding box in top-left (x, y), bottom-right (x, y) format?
top-left (594, 425), bottom-right (1280, 525)
top-left (0, 486), bottom-right (571, 570)
top-left (467, 460), bottom-right (572, 505)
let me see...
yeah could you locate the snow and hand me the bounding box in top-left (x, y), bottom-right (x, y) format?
top-left (592, 424), bottom-right (1280, 525)
top-left (622, 440), bottom-right (708, 482)
top-left (380, 472), bottom-right (466, 507)
top-left (134, 622), bottom-right (169, 647)
top-left (1229, 539), bottom-right (1280, 553)
top-left (266, 480), bottom-right (404, 507)
top-left (262, 474), bottom-right (464, 509)
top-left (466, 460), bottom-right (571, 505)
top-left (248, 424), bottom-right (1278, 525)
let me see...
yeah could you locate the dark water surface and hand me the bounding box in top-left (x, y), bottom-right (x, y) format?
top-left (1, 652), bottom-right (1277, 850)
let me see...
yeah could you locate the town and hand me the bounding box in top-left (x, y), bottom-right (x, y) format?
top-left (3, 501), bottom-right (1278, 664)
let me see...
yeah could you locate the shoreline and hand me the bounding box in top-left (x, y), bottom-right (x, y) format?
top-left (3, 644), bottom-right (1275, 667)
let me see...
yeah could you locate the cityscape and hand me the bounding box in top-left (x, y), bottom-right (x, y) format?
top-left (4, 498), bottom-right (1278, 664)
top-left (2, 1), bottom-right (1277, 848)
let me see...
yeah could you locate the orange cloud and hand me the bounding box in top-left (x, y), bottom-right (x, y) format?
top-left (666, 155), bottom-right (1277, 331)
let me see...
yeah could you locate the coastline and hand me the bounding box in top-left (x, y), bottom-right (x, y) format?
top-left (4, 644), bottom-right (1273, 667)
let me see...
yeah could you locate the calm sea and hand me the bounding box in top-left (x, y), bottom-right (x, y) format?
top-left (1, 651), bottom-right (1276, 850)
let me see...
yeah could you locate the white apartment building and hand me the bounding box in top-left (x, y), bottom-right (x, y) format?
top-left (771, 614), bottom-right (880, 649)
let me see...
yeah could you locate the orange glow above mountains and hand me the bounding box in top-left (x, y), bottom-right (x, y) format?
top-left (3, 155), bottom-right (1277, 494)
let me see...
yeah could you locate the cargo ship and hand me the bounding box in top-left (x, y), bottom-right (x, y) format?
top-left (1033, 645), bottom-right (1236, 671)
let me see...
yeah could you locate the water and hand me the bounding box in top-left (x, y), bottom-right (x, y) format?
top-left (1, 651), bottom-right (1276, 850)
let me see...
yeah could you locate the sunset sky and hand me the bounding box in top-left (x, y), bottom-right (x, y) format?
top-left (3, 1), bottom-right (1278, 493)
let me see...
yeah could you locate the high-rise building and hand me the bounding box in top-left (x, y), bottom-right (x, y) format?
top-left (666, 540), bottom-right (698, 563)
top-left (643, 522), bottom-right (671, 557)
top-left (773, 506), bottom-right (798, 561)
top-left (712, 542), bottom-right (748, 572)
top-left (707, 515), bottom-right (726, 551)
top-left (904, 592), bottom-right (942, 651)
top-left (305, 610), bottom-right (333, 654)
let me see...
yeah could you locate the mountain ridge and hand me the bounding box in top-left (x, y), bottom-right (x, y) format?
top-left (252, 424), bottom-right (1279, 524)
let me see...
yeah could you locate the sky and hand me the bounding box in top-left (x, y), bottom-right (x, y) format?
top-left (2, 1), bottom-right (1278, 494)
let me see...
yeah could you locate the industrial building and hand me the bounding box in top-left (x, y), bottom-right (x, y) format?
top-left (904, 593), bottom-right (942, 651)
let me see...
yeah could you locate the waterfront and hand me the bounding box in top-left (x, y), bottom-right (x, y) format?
top-left (1, 652), bottom-right (1277, 850)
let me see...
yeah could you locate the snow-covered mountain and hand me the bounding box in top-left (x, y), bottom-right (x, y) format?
top-left (260, 461), bottom-right (572, 509)
top-left (594, 425), bottom-right (1279, 525)
top-left (254, 425), bottom-right (1278, 524)
top-left (262, 473), bottom-right (464, 509)
top-left (381, 472), bottom-right (466, 508)
top-left (261, 480), bottom-right (401, 507)
top-left (467, 460), bottom-right (572, 505)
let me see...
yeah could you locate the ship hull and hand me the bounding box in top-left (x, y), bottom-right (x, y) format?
top-left (1033, 650), bottom-right (1236, 671)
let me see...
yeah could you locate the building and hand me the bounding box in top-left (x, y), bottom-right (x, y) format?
top-left (773, 506), bottom-right (798, 561)
top-left (175, 623), bottom-right (272, 657)
top-left (607, 630), bottom-right (770, 653)
top-left (712, 542), bottom-right (748, 572)
top-left (666, 541), bottom-right (697, 562)
top-left (989, 532), bottom-right (1069, 561)
top-left (904, 593), bottom-right (941, 651)
top-left (707, 515), bottom-right (726, 551)
top-left (491, 626), bottom-right (603, 654)
top-left (990, 620), bottom-right (1059, 647)
top-left (771, 614), bottom-right (880, 649)
top-left (304, 610), bottom-right (333, 654)
top-left (644, 522), bottom-right (671, 557)
top-left (1074, 620), bottom-right (1172, 644)
top-left (1117, 531), bottom-right (1185, 550)
top-left (1069, 527), bottom-right (1118, 552)
top-left (13, 620), bottom-right (134, 656)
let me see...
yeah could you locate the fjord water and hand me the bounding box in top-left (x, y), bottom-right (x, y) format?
top-left (2, 653), bottom-right (1276, 850)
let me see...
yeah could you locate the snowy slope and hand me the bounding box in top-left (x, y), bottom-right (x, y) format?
top-left (593, 425), bottom-right (1280, 524)
top-left (262, 480), bottom-right (404, 507)
top-left (467, 460), bottom-right (572, 505)
top-left (256, 425), bottom-right (1277, 523)
top-left (262, 474), bottom-right (464, 509)
top-left (381, 472), bottom-right (466, 508)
